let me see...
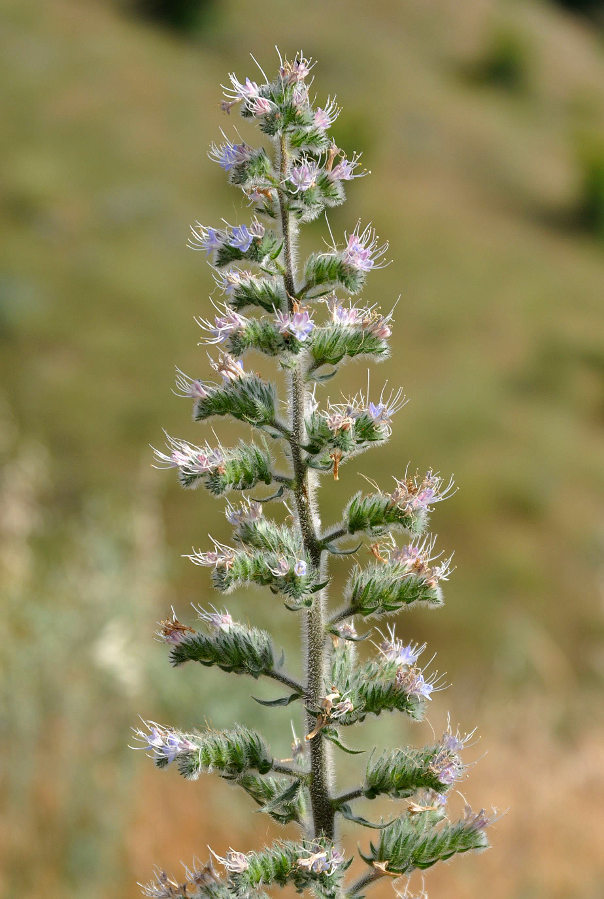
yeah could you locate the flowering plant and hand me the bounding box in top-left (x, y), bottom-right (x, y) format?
top-left (135, 51), bottom-right (494, 898)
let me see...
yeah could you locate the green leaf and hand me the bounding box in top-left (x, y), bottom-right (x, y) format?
top-left (324, 541), bottom-right (362, 556)
top-left (338, 803), bottom-right (395, 829)
top-left (322, 727), bottom-right (366, 754)
top-left (252, 692), bottom-right (302, 708)
top-left (308, 367), bottom-right (338, 383)
top-left (251, 485), bottom-right (285, 502)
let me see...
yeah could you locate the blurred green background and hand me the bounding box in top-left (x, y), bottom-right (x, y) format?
top-left (1, 0), bottom-right (604, 896)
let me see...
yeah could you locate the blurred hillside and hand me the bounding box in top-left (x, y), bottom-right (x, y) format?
top-left (1, 0), bottom-right (604, 897)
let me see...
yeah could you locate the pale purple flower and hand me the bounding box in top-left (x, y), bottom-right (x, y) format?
top-left (377, 625), bottom-right (425, 667)
top-left (341, 222), bottom-right (389, 272)
top-left (333, 698), bottom-right (354, 717)
top-left (368, 317), bottom-right (392, 339)
top-left (327, 298), bottom-right (362, 326)
top-left (139, 867), bottom-right (180, 898)
top-left (297, 847), bottom-right (345, 875)
top-left (314, 97), bottom-right (340, 129)
top-left (324, 410), bottom-right (354, 434)
top-left (185, 543), bottom-right (235, 569)
top-left (211, 848), bottom-right (249, 874)
top-left (249, 96), bottom-right (274, 116)
top-left (280, 55), bottom-right (313, 84)
top-left (222, 74), bottom-right (260, 102)
top-left (275, 309), bottom-right (315, 342)
top-left (152, 435), bottom-right (223, 476)
top-left (211, 353), bottom-right (245, 383)
top-left (329, 152), bottom-right (365, 182)
top-left (463, 806), bottom-right (494, 832)
top-left (292, 82), bottom-right (309, 108)
top-left (269, 557), bottom-right (290, 577)
top-left (249, 218), bottom-right (265, 239)
top-left (208, 139), bottom-right (251, 172)
top-left (132, 722), bottom-right (196, 764)
top-left (441, 720), bottom-right (477, 753)
top-left (196, 605), bottom-right (234, 632)
top-left (294, 559), bottom-right (307, 577)
top-left (213, 268), bottom-right (253, 296)
top-left (225, 499), bottom-right (263, 526)
top-left (430, 747), bottom-right (464, 786)
top-left (395, 665), bottom-right (444, 701)
top-left (195, 307), bottom-right (247, 345)
top-left (390, 535), bottom-right (454, 589)
top-left (289, 161), bottom-right (320, 192)
top-left (173, 368), bottom-right (211, 400)
top-left (390, 469), bottom-right (456, 516)
top-left (187, 223), bottom-right (225, 254)
top-left (229, 225), bottom-right (253, 253)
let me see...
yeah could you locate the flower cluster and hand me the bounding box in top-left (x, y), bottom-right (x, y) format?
top-left (152, 434), bottom-right (224, 478)
top-left (375, 624), bottom-right (445, 702)
top-left (322, 386), bottom-right (406, 439)
top-left (188, 218), bottom-right (266, 255)
top-left (296, 847), bottom-right (346, 876)
top-left (341, 222), bottom-right (389, 272)
top-left (389, 469), bottom-right (457, 517)
top-left (208, 137), bottom-right (252, 172)
top-left (327, 296), bottom-right (393, 338)
top-left (132, 722), bottom-right (196, 765)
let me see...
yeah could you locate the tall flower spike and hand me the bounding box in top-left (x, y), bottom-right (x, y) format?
top-left (137, 49), bottom-right (491, 899)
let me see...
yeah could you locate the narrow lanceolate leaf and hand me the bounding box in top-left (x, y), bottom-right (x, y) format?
top-left (169, 622), bottom-right (275, 679)
top-left (309, 324), bottom-right (390, 368)
top-left (360, 810), bottom-right (490, 875)
top-left (347, 562), bottom-right (443, 617)
top-left (345, 491), bottom-right (427, 537)
top-left (194, 376), bottom-right (277, 427)
top-left (252, 692), bottom-right (301, 707)
top-left (205, 442), bottom-right (272, 495)
top-left (236, 774), bottom-right (307, 825)
top-left (338, 803), bottom-right (394, 829)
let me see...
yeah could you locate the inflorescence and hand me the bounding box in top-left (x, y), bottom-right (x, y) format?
top-left (135, 49), bottom-right (494, 899)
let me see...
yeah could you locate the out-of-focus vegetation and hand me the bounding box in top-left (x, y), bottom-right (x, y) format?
top-left (122, 0), bottom-right (215, 33)
top-left (1, 0), bottom-right (603, 896)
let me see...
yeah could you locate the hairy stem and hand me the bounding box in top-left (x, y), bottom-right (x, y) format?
top-left (347, 869), bottom-right (386, 897)
top-left (266, 669), bottom-right (305, 695)
top-left (276, 133), bottom-right (335, 841)
top-left (333, 787), bottom-right (364, 807)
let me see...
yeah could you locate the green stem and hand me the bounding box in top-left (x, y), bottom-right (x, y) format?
top-left (276, 131), bottom-right (335, 842)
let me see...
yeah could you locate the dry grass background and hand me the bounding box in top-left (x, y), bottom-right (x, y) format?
top-left (1, 0), bottom-right (604, 896)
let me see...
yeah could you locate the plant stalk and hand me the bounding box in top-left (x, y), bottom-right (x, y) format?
top-left (277, 133), bottom-right (335, 841)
